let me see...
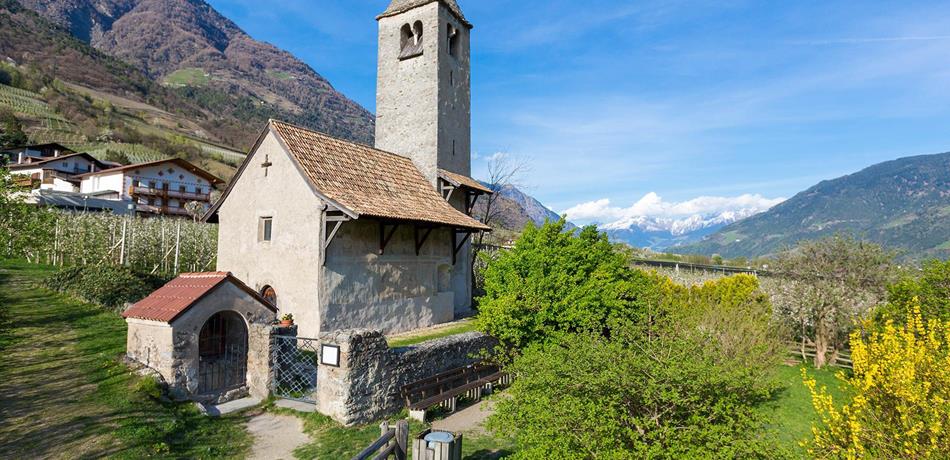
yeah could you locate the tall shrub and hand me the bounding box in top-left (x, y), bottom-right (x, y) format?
top-left (804, 302), bottom-right (950, 458)
top-left (489, 274), bottom-right (785, 459)
top-left (475, 219), bottom-right (662, 349)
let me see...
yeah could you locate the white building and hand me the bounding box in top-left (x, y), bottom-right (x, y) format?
top-left (7, 152), bottom-right (113, 192)
top-left (77, 158), bottom-right (223, 217)
top-left (207, 0), bottom-right (492, 338)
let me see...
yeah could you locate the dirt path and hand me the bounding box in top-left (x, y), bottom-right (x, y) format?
top-left (432, 399), bottom-right (496, 436)
top-left (0, 268), bottom-right (120, 458)
top-left (247, 413), bottom-right (310, 460)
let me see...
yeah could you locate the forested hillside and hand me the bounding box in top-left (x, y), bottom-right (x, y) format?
top-left (676, 152), bottom-right (950, 260)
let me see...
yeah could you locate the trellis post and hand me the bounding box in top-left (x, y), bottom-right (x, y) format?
top-left (174, 221), bottom-right (181, 275)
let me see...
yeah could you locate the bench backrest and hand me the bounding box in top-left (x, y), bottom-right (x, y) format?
top-left (401, 362), bottom-right (499, 406)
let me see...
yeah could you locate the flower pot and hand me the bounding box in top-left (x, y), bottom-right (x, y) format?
top-left (280, 320), bottom-right (293, 327)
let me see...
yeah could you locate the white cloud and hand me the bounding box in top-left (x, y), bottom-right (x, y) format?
top-left (563, 192), bottom-right (785, 227)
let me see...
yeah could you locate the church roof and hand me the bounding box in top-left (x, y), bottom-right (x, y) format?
top-left (122, 272), bottom-right (276, 323)
top-left (268, 121), bottom-right (489, 231)
top-left (438, 169), bottom-right (493, 194)
top-left (378, 0), bottom-right (471, 28)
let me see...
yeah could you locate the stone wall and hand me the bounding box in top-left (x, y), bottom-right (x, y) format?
top-left (315, 329), bottom-right (496, 426)
top-left (322, 221), bottom-right (459, 334)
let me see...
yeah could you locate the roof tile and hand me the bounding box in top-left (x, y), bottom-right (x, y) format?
top-left (271, 121), bottom-right (489, 231)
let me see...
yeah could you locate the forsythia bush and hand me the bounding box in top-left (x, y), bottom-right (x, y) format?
top-left (804, 302), bottom-right (950, 459)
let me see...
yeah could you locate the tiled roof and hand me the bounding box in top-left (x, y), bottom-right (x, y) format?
top-left (271, 121), bottom-right (489, 231)
top-left (438, 169), bottom-right (493, 194)
top-left (74, 158), bottom-right (224, 184)
top-left (7, 152), bottom-right (111, 170)
top-left (378, 0), bottom-right (471, 27)
top-left (122, 272), bottom-right (275, 323)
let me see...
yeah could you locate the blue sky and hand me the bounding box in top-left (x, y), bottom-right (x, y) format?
top-left (208, 0), bottom-right (950, 225)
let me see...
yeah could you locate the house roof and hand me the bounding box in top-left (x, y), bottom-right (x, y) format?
top-left (0, 142), bottom-right (75, 154)
top-left (74, 158), bottom-right (224, 185)
top-left (266, 120), bottom-right (489, 230)
top-left (438, 169), bottom-right (493, 194)
top-left (378, 0), bottom-right (471, 28)
top-left (122, 272), bottom-right (276, 323)
top-left (7, 152), bottom-right (112, 171)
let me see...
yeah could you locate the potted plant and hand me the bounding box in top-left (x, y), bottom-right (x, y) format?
top-left (279, 313), bottom-right (294, 327)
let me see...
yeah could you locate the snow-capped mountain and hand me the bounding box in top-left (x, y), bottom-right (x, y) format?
top-left (601, 208), bottom-right (764, 251)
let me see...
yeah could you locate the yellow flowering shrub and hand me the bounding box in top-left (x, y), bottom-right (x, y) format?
top-left (804, 301), bottom-right (950, 459)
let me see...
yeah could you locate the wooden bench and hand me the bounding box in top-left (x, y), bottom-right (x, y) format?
top-left (400, 362), bottom-right (510, 422)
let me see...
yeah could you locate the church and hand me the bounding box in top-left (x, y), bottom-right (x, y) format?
top-left (205, 0), bottom-right (491, 338)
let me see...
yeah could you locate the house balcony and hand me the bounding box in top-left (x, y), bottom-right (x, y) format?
top-left (130, 186), bottom-right (210, 202)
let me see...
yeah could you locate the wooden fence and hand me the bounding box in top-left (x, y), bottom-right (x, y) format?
top-left (787, 342), bottom-right (853, 369)
top-left (352, 420), bottom-right (408, 460)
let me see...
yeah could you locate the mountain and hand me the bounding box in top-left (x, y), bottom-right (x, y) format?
top-left (674, 152), bottom-right (950, 260)
top-left (472, 184), bottom-right (574, 242)
top-left (601, 209), bottom-right (763, 251)
top-left (15, 0), bottom-right (374, 148)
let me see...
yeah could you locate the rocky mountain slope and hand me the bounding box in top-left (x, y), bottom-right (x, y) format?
top-left (674, 152), bottom-right (950, 260)
top-left (16, 0), bottom-right (374, 148)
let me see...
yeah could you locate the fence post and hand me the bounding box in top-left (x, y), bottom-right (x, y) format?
top-left (395, 419), bottom-right (408, 460)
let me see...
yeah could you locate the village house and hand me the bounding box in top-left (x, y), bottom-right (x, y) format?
top-left (206, 0), bottom-right (490, 338)
top-left (7, 151), bottom-right (113, 192)
top-left (0, 142), bottom-right (75, 163)
top-left (77, 158), bottom-right (223, 217)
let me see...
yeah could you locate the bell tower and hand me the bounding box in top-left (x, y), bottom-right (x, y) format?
top-left (375, 0), bottom-right (472, 187)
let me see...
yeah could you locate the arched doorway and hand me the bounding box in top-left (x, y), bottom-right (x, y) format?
top-left (261, 285), bottom-right (278, 308)
top-left (197, 311), bottom-right (248, 395)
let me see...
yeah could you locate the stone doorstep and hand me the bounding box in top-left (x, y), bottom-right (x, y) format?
top-left (275, 398), bottom-right (317, 413)
top-left (198, 397), bottom-right (263, 417)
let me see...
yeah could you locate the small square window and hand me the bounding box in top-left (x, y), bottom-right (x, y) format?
top-left (259, 217), bottom-right (273, 242)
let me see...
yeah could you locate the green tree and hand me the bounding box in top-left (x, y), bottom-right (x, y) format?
top-left (475, 219), bottom-right (662, 350)
top-left (0, 109), bottom-right (28, 148)
top-left (876, 259), bottom-right (950, 324)
top-left (771, 235), bottom-right (896, 368)
top-left (489, 274), bottom-right (785, 459)
top-left (0, 168), bottom-right (55, 261)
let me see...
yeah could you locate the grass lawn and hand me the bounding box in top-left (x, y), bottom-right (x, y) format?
top-left (163, 67), bottom-right (211, 87)
top-left (387, 318), bottom-right (479, 348)
top-left (0, 259), bottom-right (251, 459)
top-left (763, 363), bottom-right (851, 457)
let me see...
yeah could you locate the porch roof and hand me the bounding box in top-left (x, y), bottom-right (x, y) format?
top-left (122, 272), bottom-right (275, 323)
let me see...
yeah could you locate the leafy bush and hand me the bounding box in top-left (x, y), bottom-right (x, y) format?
top-left (876, 259), bottom-right (950, 324)
top-left (476, 219), bottom-right (665, 350)
top-left (489, 326), bottom-right (784, 459)
top-left (805, 302), bottom-right (950, 458)
top-left (45, 265), bottom-right (168, 310)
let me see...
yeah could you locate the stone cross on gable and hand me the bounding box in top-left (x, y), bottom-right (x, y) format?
top-left (261, 154), bottom-right (273, 177)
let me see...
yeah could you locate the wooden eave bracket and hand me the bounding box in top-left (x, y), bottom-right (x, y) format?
top-left (322, 208), bottom-right (351, 265)
top-left (452, 229), bottom-right (473, 265)
top-left (440, 180), bottom-right (456, 202)
top-left (465, 190), bottom-right (483, 215)
top-left (379, 222), bottom-right (399, 255)
top-left (414, 226), bottom-right (434, 255)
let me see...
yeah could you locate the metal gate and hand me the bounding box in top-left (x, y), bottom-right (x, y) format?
top-left (272, 335), bottom-right (319, 403)
top-left (199, 342), bottom-right (248, 394)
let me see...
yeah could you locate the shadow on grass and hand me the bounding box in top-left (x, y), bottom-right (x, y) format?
top-left (0, 261), bottom-right (252, 459)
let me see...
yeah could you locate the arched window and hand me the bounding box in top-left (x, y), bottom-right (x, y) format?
top-left (447, 23), bottom-right (460, 57)
top-left (261, 285), bottom-right (277, 308)
top-left (399, 21), bottom-right (424, 60)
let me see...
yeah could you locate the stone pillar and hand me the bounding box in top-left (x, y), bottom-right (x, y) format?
top-left (316, 329), bottom-right (393, 425)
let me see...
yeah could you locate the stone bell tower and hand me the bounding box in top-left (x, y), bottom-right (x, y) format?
top-left (375, 0), bottom-right (472, 187)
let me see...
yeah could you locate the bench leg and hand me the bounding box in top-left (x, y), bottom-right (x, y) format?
top-left (409, 409), bottom-right (426, 422)
top-left (450, 397), bottom-right (457, 412)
